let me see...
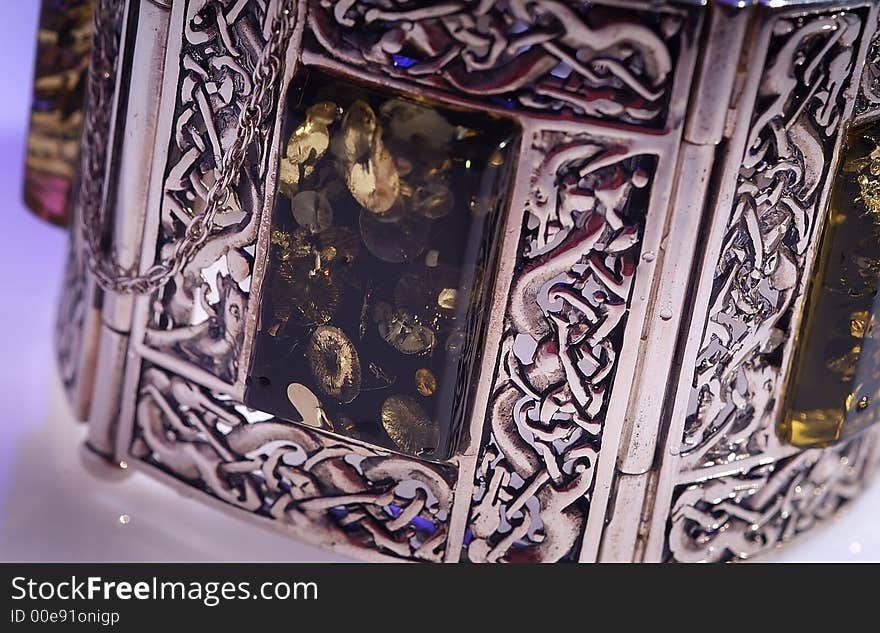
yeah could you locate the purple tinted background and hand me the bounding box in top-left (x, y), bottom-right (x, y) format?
top-left (0, 2), bottom-right (877, 561)
top-left (0, 4), bottom-right (67, 489)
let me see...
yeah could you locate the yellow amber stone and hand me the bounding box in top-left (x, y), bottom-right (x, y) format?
top-left (779, 127), bottom-right (880, 447)
top-left (25, 0), bottom-right (94, 226)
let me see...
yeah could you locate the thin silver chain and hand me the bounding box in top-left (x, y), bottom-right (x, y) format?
top-left (82, 0), bottom-right (297, 295)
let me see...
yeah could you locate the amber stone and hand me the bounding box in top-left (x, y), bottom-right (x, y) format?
top-left (245, 69), bottom-right (518, 460)
top-left (779, 126), bottom-right (880, 447)
top-left (24, 0), bottom-right (94, 226)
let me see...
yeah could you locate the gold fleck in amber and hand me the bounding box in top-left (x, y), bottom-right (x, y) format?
top-left (445, 330), bottom-right (465, 355)
top-left (278, 158), bottom-right (300, 198)
top-left (306, 101), bottom-right (338, 125)
top-left (342, 100), bottom-right (378, 163)
top-left (374, 302), bottom-right (436, 355)
top-left (825, 344), bottom-right (861, 382)
top-left (426, 158), bottom-right (454, 179)
top-left (437, 288), bottom-right (458, 311)
top-left (272, 258), bottom-right (341, 326)
top-left (412, 183), bottom-right (454, 219)
top-left (331, 414), bottom-right (359, 436)
top-left (290, 190), bottom-right (333, 231)
top-left (850, 310), bottom-right (870, 338)
top-left (415, 368), bottom-right (436, 397)
top-left (285, 383), bottom-right (330, 428)
top-left (292, 102), bottom-right (338, 160)
top-left (360, 207), bottom-right (429, 263)
top-left (286, 119), bottom-right (329, 166)
top-left (279, 101), bottom-right (339, 198)
top-left (860, 170), bottom-right (880, 215)
top-left (780, 125), bottom-right (880, 447)
top-left (317, 226), bottom-right (361, 265)
top-left (381, 98), bottom-right (454, 148)
top-left (307, 326), bottom-right (361, 403)
top-left (381, 395), bottom-right (439, 456)
top-left (346, 142), bottom-right (400, 214)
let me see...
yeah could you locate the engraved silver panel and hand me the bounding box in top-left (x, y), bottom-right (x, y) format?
top-left (139, 0), bottom-right (286, 386)
top-left (132, 364), bottom-right (455, 561)
top-left (464, 131), bottom-right (657, 563)
top-left (306, 0), bottom-right (687, 129)
top-left (667, 430), bottom-right (879, 562)
top-left (679, 9), bottom-right (868, 472)
top-left (56, 0), bottom-right (127, 419)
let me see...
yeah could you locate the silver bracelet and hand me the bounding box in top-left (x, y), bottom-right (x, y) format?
top-left (27, 0), bottom-right (880, 563)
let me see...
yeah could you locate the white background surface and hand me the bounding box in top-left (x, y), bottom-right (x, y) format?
top-left (1, 3), bottom-right (878, 563)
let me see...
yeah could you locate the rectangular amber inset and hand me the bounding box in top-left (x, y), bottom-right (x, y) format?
top-left (780, 127), bottom-right (880, 447)
top-left (245, 69), bottom-right (518, 460)
top-left (24, 0), bottom-right (94, 226)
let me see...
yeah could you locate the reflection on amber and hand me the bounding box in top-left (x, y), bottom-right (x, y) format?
top-left (780, 127), bottom-right (880, 447)
top-left (245, 69), bottom-right (517, 460)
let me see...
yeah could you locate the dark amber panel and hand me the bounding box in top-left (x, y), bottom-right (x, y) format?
top-left (780, 127), bottom-right (880, 447)
top-left (245, 69), bottom-right (518, 460)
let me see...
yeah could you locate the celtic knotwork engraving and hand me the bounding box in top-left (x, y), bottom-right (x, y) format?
top-left (144, 0), bottom-right (283, 383)
top-left (667, 430), bottom-right (878, 563)
top-left (857, 14), bottom-right (880, 116)
top-left (308, 0), bottom-right (687, 127)
top-left (680, 12), bottom-right (865, 470)
top-left (464, 131), bottom-right (655, 562)
top-left (56, 243), bottom-right (88, 391)
top-left (132, 365), bottom-right (455, 561)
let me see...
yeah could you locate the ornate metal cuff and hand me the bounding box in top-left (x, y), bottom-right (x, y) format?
top-left (29, 0), bottom-right (880, 562)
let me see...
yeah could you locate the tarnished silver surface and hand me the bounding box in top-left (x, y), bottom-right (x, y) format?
top-left (682, 10), bottom-right (864, 472)
top-left (668, 430), bottom-right (879, 563)
top-left (56, 0), bottom-right (880, 562)
top-left (131, 364), bottom-right (455, 561)
top-left (464, 130), bottom-right (660, 563)
top-left (56, 0), bottom-right (127, 423)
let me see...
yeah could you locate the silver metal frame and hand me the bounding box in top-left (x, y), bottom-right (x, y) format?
top-left (59, 0), bottom-right (880, 562)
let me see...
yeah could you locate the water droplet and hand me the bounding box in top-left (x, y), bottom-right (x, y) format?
top-left (118, 514), bottom-right (130, 525)
top-left (642, 251), bottom-right (655, 262)
top-left (118, 461), bottom-right (128, 470)
top-left (659, 308), bottom-right (673, 321)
